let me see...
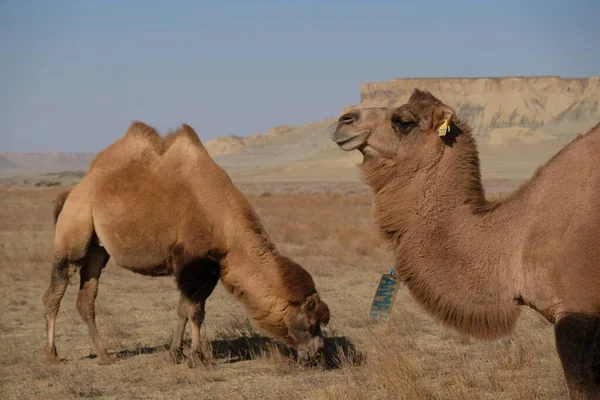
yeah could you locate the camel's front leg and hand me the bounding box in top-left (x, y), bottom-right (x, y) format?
top-left (174, 255), bottom-right (220, 368)
top-left (168, 295), bottom-right (189, 363)
top-left (555, 313), bottom-right (600, 400)
top-left (187, 301), bottom-right (213, 368)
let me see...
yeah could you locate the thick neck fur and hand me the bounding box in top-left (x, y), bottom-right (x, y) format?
top-left (363, 125), bottom-right (523, 340)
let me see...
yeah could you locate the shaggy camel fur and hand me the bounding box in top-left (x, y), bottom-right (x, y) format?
top-left (44, 122), bottom-right (330, 368)
top-left (332, 89), bottom-right (600, 399)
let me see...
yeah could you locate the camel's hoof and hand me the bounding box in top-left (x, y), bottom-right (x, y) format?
top-left (166, 349), bottom-right (185, 364)
top-left (96, 354), bottom-right (115, 365)
top-left (187, 352), bottom-right (214, 369)
top-left (43, 353), bottom-right (61, 365)
top-left (43, 346), bottom-right (61, 365)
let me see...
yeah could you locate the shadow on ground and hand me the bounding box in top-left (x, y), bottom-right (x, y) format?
top-left (210, 335), bottom-right (365, 369)
top-left (85, 336), bottom-right (364, 370)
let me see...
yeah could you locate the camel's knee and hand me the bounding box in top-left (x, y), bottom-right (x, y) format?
top-left (191, 309), bottom-right (205, 326)
top-left (188, 303), bottom-right (206, 326)
top-left (176, 296), bottom-right (191, 319)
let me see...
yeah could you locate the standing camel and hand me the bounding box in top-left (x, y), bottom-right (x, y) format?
top-left (331, 88), bottom-right (600, 399)
top-left (44, 122), bottom-right (330, 368)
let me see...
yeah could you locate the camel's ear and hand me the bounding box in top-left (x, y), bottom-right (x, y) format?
top-left (318, 301), bottom-right (330, 326)
top-left (432, 106), bottom-right (455, 137)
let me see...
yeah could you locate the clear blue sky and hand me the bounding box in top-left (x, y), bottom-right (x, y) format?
top-left (1, 0), bottom-right (599, 152)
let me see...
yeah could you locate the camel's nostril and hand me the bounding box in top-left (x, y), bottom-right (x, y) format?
top-left (338, 111), bottom-right (359, 125)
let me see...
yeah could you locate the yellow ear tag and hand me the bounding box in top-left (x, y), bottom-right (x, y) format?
top-left (438, 119), bottom-right (450, 137)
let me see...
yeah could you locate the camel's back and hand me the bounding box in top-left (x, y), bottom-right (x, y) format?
top-left (531, 121), bottom-right (600, 200)
top-left (85, 122), bottom-right (247, 222)
top-left (520, 122), bottom-right (600, 310)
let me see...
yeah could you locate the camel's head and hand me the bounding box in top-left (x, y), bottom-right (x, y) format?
top-left (331, 89), bottom-right (457, 179)
top-left (245, 255), bottom-right (329, 360)
top-left (226, 253), bottom-right (331, 361)
top-left (281, 291), bottom-right (330, 361)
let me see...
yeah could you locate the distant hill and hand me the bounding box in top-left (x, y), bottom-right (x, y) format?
top-left (0, 152), bottom-right (95, 177)
top-left (0, 154), bottom-right (22, 170)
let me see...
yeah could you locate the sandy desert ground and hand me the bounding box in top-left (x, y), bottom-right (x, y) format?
top-left (0, 176), bottom-right (570, 400)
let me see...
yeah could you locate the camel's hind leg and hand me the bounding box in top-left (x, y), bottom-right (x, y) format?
top-left (555, 313), bottom-right (600, 399)
top-left (174, 255), bottom-right (220, 368)
top-left (76, 244), bottom-right (111, 364)
top-left (43, 257), bottom-right (78, 363)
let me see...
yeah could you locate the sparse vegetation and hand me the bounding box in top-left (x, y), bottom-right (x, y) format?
top-left (0, 182), bottom-right (568, 399)
top-left (34, 180), bottom-right (61, 187)
top-left (42, 170), bottom-right (87, 179)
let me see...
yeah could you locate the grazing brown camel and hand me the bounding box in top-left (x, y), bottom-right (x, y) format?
top-left (331, 89), bottom-right (600, 399)
top-left (44, 122), bottom-right (330, 368)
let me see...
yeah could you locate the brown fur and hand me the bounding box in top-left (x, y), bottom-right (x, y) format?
top-left (43, 122), bottom-right (330, 367)
top-left (332, 89), bottom-right (600, 399)
top-left (52, 189), bottom-right (71, 225)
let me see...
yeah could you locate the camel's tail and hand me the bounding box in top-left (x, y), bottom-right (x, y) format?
top-left (53, 189), bottom-right (71, 226)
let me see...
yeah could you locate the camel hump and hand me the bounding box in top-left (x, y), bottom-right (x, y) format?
top-left (178, 124), bottom-right (202, 144)
top-left (124, 121), bottom-right (165, 153)
top-left (164, 123), bottom-right (205, 151)
top-left (125, 121), bottom-right (160, 139)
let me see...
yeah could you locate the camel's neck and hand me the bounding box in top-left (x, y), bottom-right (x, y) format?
top-left (218, 215), bottom-right (314, 305)
top-left (370, 131), bottom-right (524, 340)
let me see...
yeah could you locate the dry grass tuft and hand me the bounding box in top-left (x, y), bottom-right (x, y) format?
top-left (0, 181), bottom-right (568, 399)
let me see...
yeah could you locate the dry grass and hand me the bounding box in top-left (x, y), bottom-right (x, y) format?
top-left (0, 181), bottom-right (568, 399)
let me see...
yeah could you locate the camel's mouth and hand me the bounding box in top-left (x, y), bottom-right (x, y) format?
top-left (331, 128), bottom-right (369, 152)
top-left (297, 335), bottom-right (325, 361)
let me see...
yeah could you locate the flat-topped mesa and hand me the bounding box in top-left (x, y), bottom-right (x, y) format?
top-left (43, 122), bottom-right (330, 368)
top-left (332, 88), bottom-right (600, 399)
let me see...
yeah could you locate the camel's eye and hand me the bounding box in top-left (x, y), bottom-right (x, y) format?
top-left (304, 298), bottom-right (316, 311)
top-left (391, 114), bottom-right (414, 133)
